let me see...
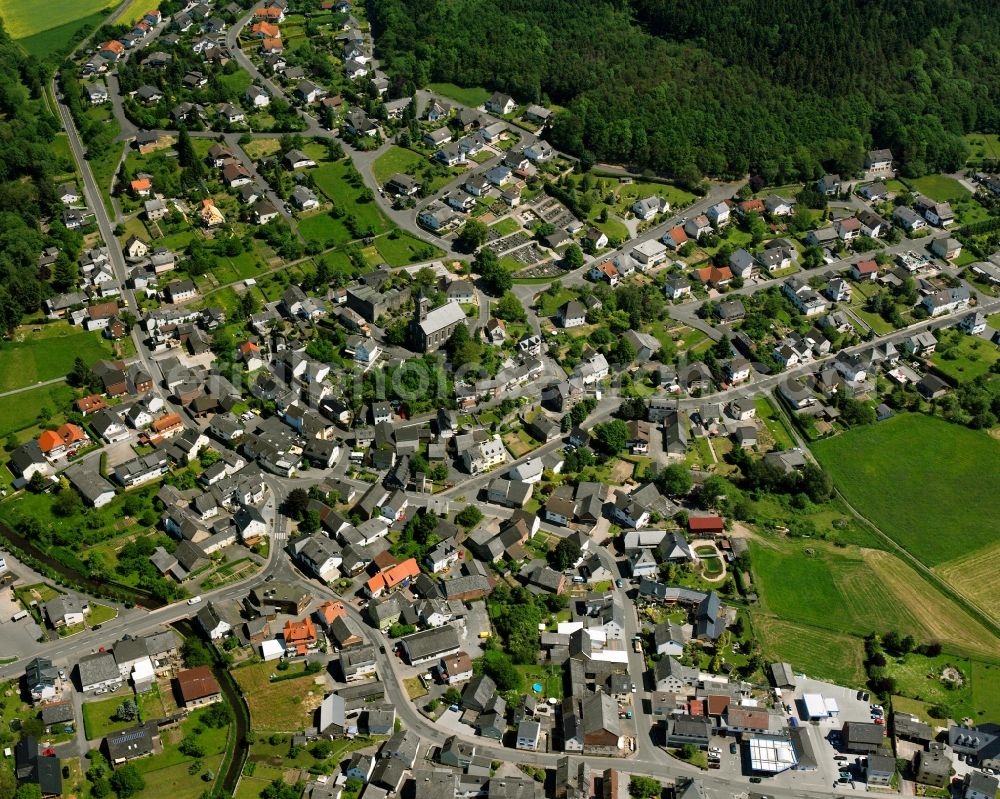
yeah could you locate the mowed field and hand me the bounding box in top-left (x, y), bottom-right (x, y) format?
top-left (935, 540), bottom-right (1000, 625)
top-left (1, 0), bottom-right (112, 57)
top-left (749, 538), bottom-right (999, 657)
top-left (0, 325), bottom-right (115, 393)
top-left (811, 414), bottom-right (1000, 566)
top-left (232, 662), bottom-right (325, 732)
top-left (753, 615), bottom-right (866, 687)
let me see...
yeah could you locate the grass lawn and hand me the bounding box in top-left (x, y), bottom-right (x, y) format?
top-left (374, 230), bottom-right (444, 266)
top-left (906, 174), bottom-right (970, 203)
top-left (812, 414), bottom-right (1000, 567)
top-left (749, 537), bottom-right (999, 657)
top-left (82, 695), bottom-right (137, 740)
top-left (242, 138), bottom-right (281, 160)
top-left (592, 215), bottom-right (629, 243)
top-left (0, 324), bottom-right (117, 392)
top-left (0, 381), bottom-right (76, 438)
top-left (927, 332), bottom-right (1000, 383)
top-left (403, 677), bottom-right (427, 700)
top-left (232, 661), bottom-right (325, 732)
top-left (297, 210), bottom-right (347, 246)
top-left (87, 603), bottom-right (118, 626)
top-left (535, 288), bottom-right (576, 318)
top-left (490, 217), bottom-right (522, 237)
top-left (516, 664), bottom-right (563, 699)
top-left (428, 83), bottom-right (490, 107)
top-left (310, 159), bottom-right (389, 239)
top-left (372, 146), bottom-right (425, 185)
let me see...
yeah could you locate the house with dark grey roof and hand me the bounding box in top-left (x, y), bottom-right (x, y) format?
top-left (105, 721), bottom-right (158, 765)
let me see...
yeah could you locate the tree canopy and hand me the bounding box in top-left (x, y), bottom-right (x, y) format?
top-left (368, 0), bottom-right (1000, 181)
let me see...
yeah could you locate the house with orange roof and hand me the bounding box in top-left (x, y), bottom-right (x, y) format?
top-left (251, 22), bottom-right (280, 38)
top-left (100, 40), bottom-right (125, 60)
top-left (737, 198), bottom-right (765, 217)
top-left (588, 260), bottom-right (619, 286)
top-left (663, 225), bottom-right (688, 251)
top-left (255, 5), bottom-right (284, 21)
top-left (282, 617), bottom-right (318, 655)
top-left (238, 340), bottom-right (264, 370)
top-left (259, 37), bottom-right (283, 54)
top-left (315, 600), bottom-right (346, 629)
top-left (365, 557), bottom-right (420, 598)
top-left (75, 394), bottom-right (108, 416)
top-left (850, 259), bottom-right (879, 281)
top-left (695, 265), bottom-right (734, 288)
top-left (151, 413), bottom-right (183, 439)
top-left (38, 423), bottom-right (89, 460)
top-left (130, 178), bottom-right (152, 197)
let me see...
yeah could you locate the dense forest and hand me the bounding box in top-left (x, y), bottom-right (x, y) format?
top-left (367, 0), bottom-right (1000, 181)
top-left (0, 21), bottom-right (81, 333)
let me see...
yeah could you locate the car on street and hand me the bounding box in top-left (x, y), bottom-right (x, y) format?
top-left (749, 777), bottom-right (761, 784)
top-left (730, 743), bottom-right (737, 754)
top-left (187, 596), bottom-right (202, 605)
top-left (615, 579), bottom-right (624, 588)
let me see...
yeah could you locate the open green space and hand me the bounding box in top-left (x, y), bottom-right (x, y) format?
top-left (372, 146), bottom-right (426, 184)
top-left (489, 217), bottom-right (522, 237)
top-left (812, 413), bottom-right (1000, 566)
top-left (0, 0), bottom-right (110, 38)
top-left (754, 615), bottom-right (865, 686)
top-left (17, 10), bottom-right (108, 58)
top-left (427, 83), bottom-right (490, 107)
top-left (232, 660), bottom-right (324, 732)
top-left (754, 395), bottom-right (795, 449)
top-left (749, 536), bottom-right (998, 657)
top-left (82, 695), bottom-right (139, 740)
top-left (130, 704), bottom-right (230, 799)
top-left (309, 158), bottom-right (389, 241)
top-left (929, 330), bottom-right (1000, 383)
top-left (515, 664), bottom-right (563, 699)
top-left (0, 381), bottom-right (76, 438)
top-left (373, 231), bottom-right (444, 266)
top-left (0, 325), bottom-right (116, 393)
top-left (965, 133), bottom-right (1000, 166)
top-left (905, 174), bottom-right (970, 203)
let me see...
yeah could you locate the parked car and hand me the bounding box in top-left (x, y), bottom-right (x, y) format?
top-left (730, 743), bottom-right (737, 754)
top-left (749, 777), bottom-right (762, 784)
top-left (187, 596), bottom-right (202, 605)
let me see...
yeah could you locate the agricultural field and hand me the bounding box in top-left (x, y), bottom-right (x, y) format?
top-left (427, 83), bottom-right (490, 107)
top-left (934, 540), bottom-right (1000, 625)
top-left (752, 615), bottom-right (866, 687)
top-left (0, 324), bottom-right (117, 393)
top-left (749, 537), bottom-right (999, 657)
top-left (812, 414), bottom-right (1000, 566)
top-left (1, 0), bottom-right (111, 57)
top-left (232, 661), bottom-right (325, 732)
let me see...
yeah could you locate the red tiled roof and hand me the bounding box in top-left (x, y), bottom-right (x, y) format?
top-left (689, 515), bottom-right (725, 532)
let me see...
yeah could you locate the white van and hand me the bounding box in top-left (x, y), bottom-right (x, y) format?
top-left (187, 596), bottom-right (202, 605)
top-left (11, 610), bottom-right (28, 622)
